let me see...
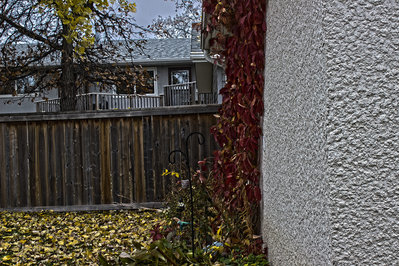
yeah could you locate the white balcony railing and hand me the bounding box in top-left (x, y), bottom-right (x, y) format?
top-left (36, 82), bottom-right (218, 112)
top-left (36, 93), bottom-right (162, 112)
top-left (163, 82), bottom-right (217, 106)
top-left (76, 93), bottom-right (162, 111)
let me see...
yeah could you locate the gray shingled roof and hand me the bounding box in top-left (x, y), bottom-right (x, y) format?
top-left (133, 38), bottom-right (191, 62)
top-left (0, 38), bottom-right (193, 67)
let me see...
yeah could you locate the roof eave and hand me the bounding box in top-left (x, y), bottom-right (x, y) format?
top-left (132, 58), bottom-right (193, 66)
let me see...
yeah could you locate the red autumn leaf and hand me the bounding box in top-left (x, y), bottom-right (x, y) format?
top-left (204, 0), bottom-right (265, 240)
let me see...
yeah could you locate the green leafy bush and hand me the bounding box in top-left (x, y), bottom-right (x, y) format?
top-left (161, 162), bottom-right (215, 248)
top-left (101, 160), bottom-right (268, 265)
top-left (219, 253), bottom-right (269, 266)
top-left (99, 238), bottom-right (212, 265)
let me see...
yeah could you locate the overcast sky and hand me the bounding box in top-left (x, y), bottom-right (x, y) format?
top-left (133, 0), bottom-right (176, 27)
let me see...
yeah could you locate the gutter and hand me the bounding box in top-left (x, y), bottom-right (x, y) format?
top-left (132, 58), bottom-right (193, 66)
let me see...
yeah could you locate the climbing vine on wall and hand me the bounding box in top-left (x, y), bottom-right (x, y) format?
top-left (203, 0), bottom-right (266, 241)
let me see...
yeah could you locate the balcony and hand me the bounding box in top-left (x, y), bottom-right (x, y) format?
top-left (36, 82), bottom-right (218, 112)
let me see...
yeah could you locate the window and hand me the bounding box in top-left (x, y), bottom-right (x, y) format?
top-left (169, 68), bottom-right (190, 85)
top-left (0, 81), bottom-right (16, 95)
top-left (17, 76), bottom-right (36, 94)
top-left (0, 76), bottom-right (36, 95)
top-left (135, 70), bottom-right (155, 94)
top-left (117, 68), bottom-right (156, 95)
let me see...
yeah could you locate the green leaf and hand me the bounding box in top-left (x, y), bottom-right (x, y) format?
top-left (150, 249), bottom-right (166, 262)
top-left (131, 240), bottom-right (143, 250)
top-left (98, 254), bottom-right (109, 266)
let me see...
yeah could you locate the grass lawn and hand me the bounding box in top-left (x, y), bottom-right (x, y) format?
top-left (0, 210), bottom-right (161, 265)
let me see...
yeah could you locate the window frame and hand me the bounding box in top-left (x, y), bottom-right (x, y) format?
top-left (168, 67), bottom-right (191, 85)
top-left (135, 67), bottom-right (158, 96)
top-left (0, 76), bottom-right (38, 96)
top-left (114, 67), bottom-right (158, 96)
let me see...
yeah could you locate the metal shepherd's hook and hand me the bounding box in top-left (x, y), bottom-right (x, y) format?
top-left (168, 132), bottom-right (205, 257)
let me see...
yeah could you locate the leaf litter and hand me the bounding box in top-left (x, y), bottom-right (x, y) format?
top-left (0, 210), bottom-right (161, 265)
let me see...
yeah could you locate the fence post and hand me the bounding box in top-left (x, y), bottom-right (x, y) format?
top-left (163, 86), bottom-right (169, 106)
top-left (95, 94), bottom-right (99, 110)
top-left (190, 83), bottom-right (196, 105)
top-left (159, 94), bottom-right (164, 107)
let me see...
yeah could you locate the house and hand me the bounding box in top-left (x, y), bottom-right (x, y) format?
top-left (201, 0), bottom-right (399, 264)
top-left (262, 1), bottom-right (399, 265)
top-left (0, 24), bottom-right (223, 113)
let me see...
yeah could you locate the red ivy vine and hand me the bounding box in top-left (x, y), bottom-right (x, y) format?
top-left (203, 0), bottom-right (266, 238)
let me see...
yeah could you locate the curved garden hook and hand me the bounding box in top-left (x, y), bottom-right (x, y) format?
top-left (168, 149), bottom-right (187, 165)
top-left (185, 132), bottom-right (205, 149)
top-left (166, 131), bottom-right (206, 258)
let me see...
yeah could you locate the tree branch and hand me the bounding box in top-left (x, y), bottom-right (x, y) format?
top-left (0, 13), bottom-right (61, 50)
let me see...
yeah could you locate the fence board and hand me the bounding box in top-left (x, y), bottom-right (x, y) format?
top-left (55, 123), bottom-right (64, 206)
top-left (38, 124), bottom-right (48, 206)
top-left (100, 120), bottom-right (112, 204)
top-left (65, 123), bottom-right (74, 206)
top-left (1, 125), bottom-right (10, 207)
top-left (121, 119), bottom-right (130, 203)
top-left (152, 115), bottom-right (162, 201)
top-left (49, 124), bottom-right (56, 206)
top-left (110, 120), bottom-right (118, 203)
top-left (133, 118), bottom-right (144, 202)
top-left (34, 125), bottom-right (42, 206)
top-left (90, 121), bottom-right (101, 205)
top-left (128, 120), bottom-right (135, 202)
top-left (73, 122), bottom-right (83, 205)
top-left (17, 125), bottom-right (27, 207)
top-left (81, 120), bottom-right (90, 205)
top-left (28, 124), bottom-right (35, 207)
top-left (9, 126), bottom-right (18, 207)
top-left (0, 125), bottom-right (5, 208)
top-left (0, 105), bottom-right (219, 210)
top-left (143, 116), bottom-right (154, 202)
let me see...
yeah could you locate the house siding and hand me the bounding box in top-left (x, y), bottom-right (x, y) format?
top-left (0, 89), bottom-right (58, 114)
top-left (0, 97), bottom-right (37, 113)
top-left (262, 0), bottom-right (399, 265)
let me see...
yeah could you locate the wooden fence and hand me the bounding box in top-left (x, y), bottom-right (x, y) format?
top-left (0, 105), bottom-right (219, 210)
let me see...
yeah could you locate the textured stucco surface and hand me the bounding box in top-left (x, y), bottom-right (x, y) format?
top-left (262, 1), bottom-right (331, 265)
top-left (324, 1), bottom-right (399, 264)
top-left (262, 0), bottom-right (399, 265)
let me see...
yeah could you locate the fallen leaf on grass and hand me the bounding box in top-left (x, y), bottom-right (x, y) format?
top-left (0, 210), bottom-right (163, 264)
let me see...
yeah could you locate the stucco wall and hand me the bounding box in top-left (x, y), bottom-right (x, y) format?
top-left (324, 1), bottom-right (399, 264)
top-left (262, 1), bottom-right (330, 265)
top-left (262, 0), bottom-right (399, 265)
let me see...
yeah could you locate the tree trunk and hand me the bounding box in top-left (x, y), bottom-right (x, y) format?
top-left (59, 26), bottom-right (77, 111)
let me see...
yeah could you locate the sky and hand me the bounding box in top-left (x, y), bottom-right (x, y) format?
top-left (133, 0), bottom-right (177, 27)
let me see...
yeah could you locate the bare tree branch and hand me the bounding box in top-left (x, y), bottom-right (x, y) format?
top-left (0, 13), bottom-right (60, 49)
top-left (147, 0), bottom-right (201, 39)
top-left (0, 0), bottom-right (145, 111)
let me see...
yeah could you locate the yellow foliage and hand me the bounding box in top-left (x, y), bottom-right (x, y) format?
top-left (37, 0), bottom-right (136, 54)
top-left (162, 168), bottom-right (180, 178)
